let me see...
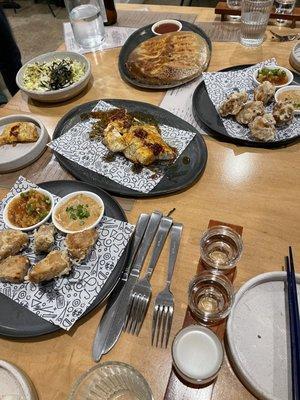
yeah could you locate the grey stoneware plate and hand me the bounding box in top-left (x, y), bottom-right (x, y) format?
top-left (52, 99), bottom-right (207, 198)
top-left (192, 64), bottom-right (300, 148)
top-left (118, 20), bottom-right (212, 90)
top-left (0, 180), bottom-right (130, 338)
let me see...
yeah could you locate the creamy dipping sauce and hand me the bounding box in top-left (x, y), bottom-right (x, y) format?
top-left (54, 194), bottom-right (102, 232)
top-left (277, 89), bottom-right (300, 109)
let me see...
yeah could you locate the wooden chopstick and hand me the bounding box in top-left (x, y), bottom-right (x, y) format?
top-left (285, 247), bottom-right (300, 400)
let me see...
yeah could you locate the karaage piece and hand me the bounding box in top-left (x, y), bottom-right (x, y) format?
top-left (0, 122), bottom-right (39, 147)
top-left (218, 90), bottom-right (248, 117)
top-left (249, 114), bottom-right (276, 141)
top-left (65, 228), bottom-right (98, 261)
top-left (0, 255), bottom-right (30, 283)
top-left (235, 101), bottom-right (265, 125)
top-left (273, 101), bottom-right (294, 126)
top-left (254, 81), bottom-right (275, 105)
top-left (34, 224), bottom-right (55, 253)
top-left (0, 229), bottom-right (29, 261)
top-left (26, 250), bottom-right (71, 283)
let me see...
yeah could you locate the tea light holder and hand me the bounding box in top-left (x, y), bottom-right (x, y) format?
top-left (200, 225), bottom-right (243, 272)
top-left (188, 272), bottom-right (234, 325)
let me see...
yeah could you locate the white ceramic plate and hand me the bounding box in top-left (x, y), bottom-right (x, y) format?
top-left (16, 51), bottom-right (91, 103)
top-left (52, 190), bottom-right (104, 234)
top-left (275, 85), bottom-right (300, 114)
top-left (0, 115), bottom-right (49, 173)
top-left (0, 360), bottom-right (38, 400)
top-left (226, 271), bottom-right (300, 400)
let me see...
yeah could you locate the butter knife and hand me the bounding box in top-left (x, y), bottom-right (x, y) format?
top-left (92, 211), bottom-right (162, 362)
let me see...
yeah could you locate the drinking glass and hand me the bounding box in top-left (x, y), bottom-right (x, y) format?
top-left (240, 0), bottom-right (274, 47)
top-left (65, 0), bottom-right (105, 49)
top-left (274, 0), bottom-right (296, 24)
top-left (227, 0), bottom-right (242, 9)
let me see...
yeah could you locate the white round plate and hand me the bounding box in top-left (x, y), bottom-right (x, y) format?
top-left (0, 360), bottom-right (38, 399)
top-left (226, 271), bottom-right (300, 400)
top-left (0, 115), bottom-right (49, 173)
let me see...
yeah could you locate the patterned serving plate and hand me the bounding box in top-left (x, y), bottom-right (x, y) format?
top-left (52, 99), bottom-right (207, 198)
top-left (0, 180), bottom-right (131, 338)
top-left (193, 64), bottom-right (300, 148)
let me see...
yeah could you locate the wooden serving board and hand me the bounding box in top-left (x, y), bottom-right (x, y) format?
top-left (163, 219), bottom-right (243, 400)
top-left (215, 1), bottom-right (300, 28)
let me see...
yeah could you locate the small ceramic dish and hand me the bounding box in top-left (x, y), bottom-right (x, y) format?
top-left (172, 325), bottom-right (224, 385)
top-left (68, 362), bottom-right (153, 400)
top-left (0, 114), bottom-right (49, 173)
top-left (3, 188), bottom-right (54, 232)
top-left (275, 85), bottom-right (300, 114)
top-left (253, 65), bottom-right (293, 89)
top-left (289, 42), bottom-right (300, 73)
top-left (16, 51), bottom-right (91, 103)
top-left (151, 19), bottom-right (182, 35)
top-left (52, 191), bottom-right (104, 234)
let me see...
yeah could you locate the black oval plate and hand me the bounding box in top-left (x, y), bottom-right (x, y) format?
top-left (192, 64), bottom-right (300, 148)
top-left (52, 99), bottom-right (207, 198)
top-left (118, 20), bottom-right (212, 90)
top-left (0, 180), bottom-right (130, 338)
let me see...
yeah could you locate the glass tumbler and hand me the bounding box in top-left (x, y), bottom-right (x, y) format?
top-left (227, 0), bottom-right (242, 9)
top-left (65, 0), bottom-right (105, 49)
top-left (240, 0), bottom-right (274, 47)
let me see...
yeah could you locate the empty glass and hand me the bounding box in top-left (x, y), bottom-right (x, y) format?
top-left (227, 0), bottom-right (242, 9)
top-left (65, 0), bottom-right (105, 49)
top-left (240, 0), bottom-right (274, 47)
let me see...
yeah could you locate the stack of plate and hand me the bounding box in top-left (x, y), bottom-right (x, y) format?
top-left (290, 43), bottom-right (300, 73)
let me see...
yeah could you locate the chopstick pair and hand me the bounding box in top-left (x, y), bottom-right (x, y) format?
top-left (285, 247), bottom-right (300, 400)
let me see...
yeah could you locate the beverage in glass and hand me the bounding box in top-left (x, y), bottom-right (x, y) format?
top-left (65, 0), bottom-right (105, 49)
top-left (274, 0), bottom-right (295, 23)
top-left (227, 0), bottom-right (242, 9)
top-left (240, 0), bottom-right (274, 47)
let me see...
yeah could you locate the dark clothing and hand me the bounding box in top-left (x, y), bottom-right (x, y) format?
top-left (0, 7), bottom-right (22, 95)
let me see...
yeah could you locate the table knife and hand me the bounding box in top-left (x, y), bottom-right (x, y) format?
top-left (92, 211), bottom-right (163, 362)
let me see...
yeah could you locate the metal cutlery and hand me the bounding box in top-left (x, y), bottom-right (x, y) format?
top-left (124, 216), bottom-right (173, 336)
top-left (92, 211), bottom-right (162, 362)
top-left (152, 223), bottom-right (183, 348)
top-left (271, 30), bottom-right (300, 42)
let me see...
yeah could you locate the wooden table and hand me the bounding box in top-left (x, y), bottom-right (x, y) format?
top-left (0, 4), bottom-right (299, 400)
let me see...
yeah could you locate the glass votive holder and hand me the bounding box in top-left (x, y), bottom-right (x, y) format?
top-left (172, 325), bottom-right (224, 385)
top-left (200, 225), bottom-right (243, 272)
top-left (188, 272), bottom-right (234, 325)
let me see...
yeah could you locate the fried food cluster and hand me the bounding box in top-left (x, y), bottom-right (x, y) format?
top-left (65, 228), bottom-right (98, 261)
top-left (218, 81), bottom-right (295, 141)
top-left (0, 122), bottom-right (39, 147)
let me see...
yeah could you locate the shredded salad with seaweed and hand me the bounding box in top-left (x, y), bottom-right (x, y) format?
top-left (22, 57), bottom-right (86, 92)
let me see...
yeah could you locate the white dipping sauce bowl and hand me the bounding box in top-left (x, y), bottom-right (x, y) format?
top-left (275, 85), bottom-right (300, 114)
top-left (172, 325), bottom-right (224, 385)
top-left (151, 19), bottom-right (182, 35)
top-left (252, 66), bottom-right (293, 89)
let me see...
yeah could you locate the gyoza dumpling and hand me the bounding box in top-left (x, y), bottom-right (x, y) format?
top-left (236, 101), bottom-right (265, 125)
top-left (0, 255), bottom-right (30, 283)
top-left (273, 101), bottom-right (294, 126)
top-left (249, 114), bottom-right (276, 141)
top-left (254, 81), bottom-right (275, 105)
top-left (65, 228), bottom-right (98, 261)
top-left (0, 229), bottom-right (29, 260)
top-left (26, 250), bottom-right (71, 283)
top-left (218, 90), bottom-right (248, 117)
top-left (34, 224), bottom-right (55, 253)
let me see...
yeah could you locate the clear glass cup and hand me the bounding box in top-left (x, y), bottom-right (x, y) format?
top-left (274, 0), bottom-right (296, 24)
top-left (240, 0), bottom-right (273, 47)
top-left (200, 225), bottom-right (243, 272)
top-left (69, 362), bottom-right (153, 400)
top-left (227, 0), bottom-right (242, 9)
top-left (188, 272), bottom-right (234, 325)
top-left (65, 0), bottom-right (105, 49)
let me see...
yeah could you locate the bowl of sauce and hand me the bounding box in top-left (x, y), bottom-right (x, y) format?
top-left (172, 325), bottom-right (224, 385)
top-left (53, 191), bottom-right (104, 234)
top-left (275, 85), bottom-right (300, 114)
top-left (151, 19), bottom-right (182, 36)
top-left (253, 66), bottom-right (293, 89)
top-left (3, 188), bottom-right (54, 231)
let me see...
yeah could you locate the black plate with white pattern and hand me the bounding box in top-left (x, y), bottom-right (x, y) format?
top-left (118, 20), bottom-right (212, 90)
top-left (52, 99), bottom-right (207, 198)
top-left (193, 64), bottom-right (300, 148)
top-left (0, 180), bottom-right (130, 338)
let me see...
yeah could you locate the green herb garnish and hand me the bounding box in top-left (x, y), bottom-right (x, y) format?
top-left (66, 204), bottom-right (90, 221)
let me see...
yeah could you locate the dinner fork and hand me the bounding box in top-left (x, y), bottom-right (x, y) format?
top-left (151, 223), bottom-right (183, 348)
top-left (270, 30), bottom-right (300, 42)
top-left (124, 216), bottom-right (173, 336)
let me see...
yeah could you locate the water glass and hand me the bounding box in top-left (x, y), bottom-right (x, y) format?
top-left (274, 0), bottom-right (296, 24)
top-left (227, 0), bottom-right (242, 9)
top-left (65, 0), bottom-right (105, 49)
top-left (240, 0), bottom-right (274, 47)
